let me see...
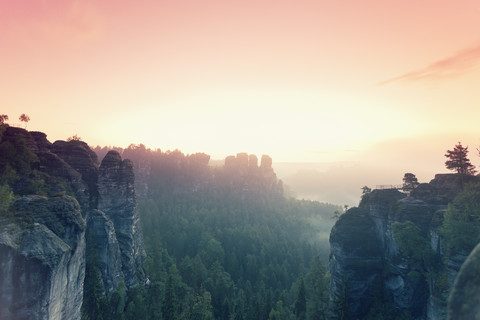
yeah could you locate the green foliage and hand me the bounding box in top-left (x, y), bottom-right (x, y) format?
top-left (402, 173), bottom-right (419, 193)
top-left (305, 256), bottom-right (329, 320)
top-left (444, 142), bottom-right (476, 176)
top-left (392, 221), bottom-right (429, 261)
top-left (181, 289), bottom-right (214, 320)
top-left (268, 301), bottom-right (291, 320)
top-left (126, 286), bottom-right (148, 320)
top-left (0, 127), bottom-right (67, 196)
top-left (441, 183), bottom-right (480, 255)
top-left (0, 131), bottom-right (38, 180)
top-left (81, 261), bottom-right (106, 320)
top-left (104, 282), bottom-right (127, 320)
top-left (330, 279), bottom-right (350, 320)
top-left (364, 296), bottom-right (414, 320)
top-left (82, 232), bottom-right (106, 320)
top-left (163, 274), bottom-right (179, 320)
top-left (0, 184), bottom-right (14, 213)
top-left (138, 193), bottom-right (335, 319)
top-left (90, 146), bottom-right (338, 320)
top-left (294, 276), bottom-right (307, 320)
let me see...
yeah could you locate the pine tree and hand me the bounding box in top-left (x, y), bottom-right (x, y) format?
top-left (330, 279), bottom-right (350, 320)
top-left (162, 274), bottom-right (178, 320)
top-left (294, 276), bottom-right (307, 320)
top-left (306, 256), bottom-right (328, 320)
top-left (445, 142), bottom-right (476, 176)
top-left (81, 262), bottom-right (106, 320)
top-left (402, 173), bottom-right (419, 194)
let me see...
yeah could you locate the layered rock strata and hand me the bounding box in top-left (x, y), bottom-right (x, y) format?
top-left (0, 127), bottom-right (146, 320)
top-left (329, 174), bottom-right (477, 320)
top-left (0, 196), bottom-right (86, 320)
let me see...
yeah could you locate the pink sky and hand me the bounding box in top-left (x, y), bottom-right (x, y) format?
top-left (2, 0), bottom-right (480, 178)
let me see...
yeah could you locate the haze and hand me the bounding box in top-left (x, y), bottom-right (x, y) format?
top-left (2, 0), bottom-right (480, 203)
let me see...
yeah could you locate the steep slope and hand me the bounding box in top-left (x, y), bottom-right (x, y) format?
top-left (0, 195), bottom-right (86, 320)
top-left (0, 126), bottom-right (146, 320)
top-left (329, 174), bottom-right (478, 320)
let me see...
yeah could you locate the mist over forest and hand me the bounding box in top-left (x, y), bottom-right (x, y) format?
top-left (273, 134), bottom-right (480, 206)
top-left (2, 0), bottom-right (480, 319)
top-left (2, 121), bottom-right (480, 320)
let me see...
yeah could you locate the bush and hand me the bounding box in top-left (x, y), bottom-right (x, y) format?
top-left (441, 183), bottom-right (480, 255)
top-left (0, 184), bottom-right (13, 213)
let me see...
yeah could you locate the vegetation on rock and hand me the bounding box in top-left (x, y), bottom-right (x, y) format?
top-left (444, 142), bottom-right (476, 177)
top-left (441, 183), bottom-right (480, 255)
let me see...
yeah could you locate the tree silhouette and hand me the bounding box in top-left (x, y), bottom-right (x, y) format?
top-left (402, 173), bottom-right (419, 194)
top-left (361, 186), bottom-right (372, 195)
top-left (445, 142), bottom-right (476, 175)
top-left (294, 275), bottom-right (306, 320)
top-left (19, 114), bottom-right (30, 128)
top-left (67, 134), bottom-right (82, 142)
top-left (0, 114), bottom-right (8, 125)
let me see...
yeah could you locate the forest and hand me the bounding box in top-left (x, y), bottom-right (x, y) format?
top-left (2, 124), bottom-right (480, 320)
top-left (86, 144), bottom-right (341, 320)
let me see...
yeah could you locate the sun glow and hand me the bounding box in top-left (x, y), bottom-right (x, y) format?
top-left (1, 0), bottom-right (480, 165)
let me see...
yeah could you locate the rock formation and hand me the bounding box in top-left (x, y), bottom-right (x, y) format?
top-left (0, 195), bottom-right (86, 320)
top-left (222, 153), bottom-right (283, 197)
top-left (0, 127), bottom-right (146, 320)
top-left (98, 150), bottom-right (146, 288)
top-left (329, 174), bottom-right (477, 320)
top-left (447, 242), bottom-right (480, 319)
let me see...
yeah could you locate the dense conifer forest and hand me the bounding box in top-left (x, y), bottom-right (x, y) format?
top-left (89, 144), bottom-right (340, 320)
top-left (3, 126), bottom-right (480, 320)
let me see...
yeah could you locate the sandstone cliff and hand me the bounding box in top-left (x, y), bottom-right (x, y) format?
top-left (0, 127), bottom-right (146, 320)
top-left (0, 195), bottom-right (85, 320)
top-left (329, 174), bottom-right (478, 320)
top-left (97, 150), bottom-right (146, 288)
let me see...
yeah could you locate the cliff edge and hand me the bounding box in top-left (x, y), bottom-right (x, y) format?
top-left (0, 126), bottom-right (146, 320)
top-left (329, 174), bottom-right (479, 320)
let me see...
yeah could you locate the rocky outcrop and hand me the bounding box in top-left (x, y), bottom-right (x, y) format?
top-left (447, 242), bottom-right (480, 320)
top-left (0, 195), bottom-right (86, 320)
top-left (329, 174), bottom-right (477, 320)
top-left (329, 208), bottom-right (384, 317)
top-left (0, 127), bottom-right (147, 320)
top-left (98, 151), bottom-right (146, 288)
top-left (51, 140), bottom-right (99, 209)
top-left (222, 153), bottom-right (283, 198)
top-left (86, 209), bottom-right (123, 293)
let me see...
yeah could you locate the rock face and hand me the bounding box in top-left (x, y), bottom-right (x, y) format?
top-left (447, 242), bottom-right (480, 319)
top-left (0, 196), bottom-right (86, 320)
top-left (329, 175), bottom-right (477, 320)
top-left (98, 151), bottom-right (146, 288)
top-left (0, 127), bottom-right (147, 320)
top-left (86, 209), bottom-right (123, 293)
top-left (50, 140), bottom-right (100, 210)
top-left (329, 208), bottom-right (385, 317)
top-left (222, 153), bottom-right (283, 197)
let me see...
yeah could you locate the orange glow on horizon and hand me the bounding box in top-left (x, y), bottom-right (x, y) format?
top-left (2, 0), bottom-right (480, 168)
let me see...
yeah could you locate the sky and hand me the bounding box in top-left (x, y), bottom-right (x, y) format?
top-left (2, 0), bottom-right (480, 183)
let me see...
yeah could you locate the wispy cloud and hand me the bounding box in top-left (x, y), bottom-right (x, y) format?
top-left (378, 43), bottom-right (480, 85)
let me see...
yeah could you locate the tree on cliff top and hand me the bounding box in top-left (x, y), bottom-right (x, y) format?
top-left (402, 173), bottom-right (419, 194)
top-left (67, 134), bottom-right (82, 142)
top-left (445, 142), bottom-right (476, 176)
top-left (19, 113), bottom-right (30, 128)
top-left (0, 114), bottom-right (8, 125)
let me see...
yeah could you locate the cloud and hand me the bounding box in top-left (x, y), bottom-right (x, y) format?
top-left (378, 43), bottom-right (480, 85)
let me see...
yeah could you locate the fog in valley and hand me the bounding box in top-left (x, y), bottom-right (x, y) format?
top-left (274, 134), bottom-right (480, 206)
